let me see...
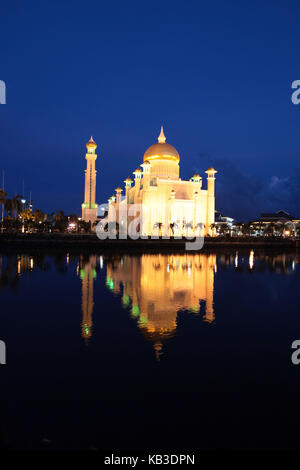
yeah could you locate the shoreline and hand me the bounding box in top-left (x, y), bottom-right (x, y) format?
top-left (0, 233), bottom-right (298, 253)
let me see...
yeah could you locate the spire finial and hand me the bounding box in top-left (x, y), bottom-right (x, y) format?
top-left (86, 135), bottom-right (97, 150)
top-left (158, 125), bottom-right (166, 144)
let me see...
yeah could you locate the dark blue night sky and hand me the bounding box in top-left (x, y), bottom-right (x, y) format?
top-left (1, 0), bottom-right (300, 220)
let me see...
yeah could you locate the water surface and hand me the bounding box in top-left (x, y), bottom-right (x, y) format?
top-left (0, 250), bottom-right (299, 450)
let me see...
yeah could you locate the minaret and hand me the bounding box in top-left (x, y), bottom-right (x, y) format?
top-left (115, 187), bottom-right (122, 206)
top-left (124, 177), bottom-right (133, 203)
top-left (82, 136), bottom-right (98, 225)
top-left (133, 168), bottom-right (142, 203)
top-left (205, 167), bottom-right (217, 236)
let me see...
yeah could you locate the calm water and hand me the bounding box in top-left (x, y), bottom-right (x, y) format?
top-left (0, 250), bottom-right (300, 450)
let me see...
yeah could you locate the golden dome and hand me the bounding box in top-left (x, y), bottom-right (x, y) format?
top-left (143, 126), bottom-right (180, 163)
top-left (86, 136), bottom-right (97, 150)
top-left (206, 167), bottom-right (217, 174)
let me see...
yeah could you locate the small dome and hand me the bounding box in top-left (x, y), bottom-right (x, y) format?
top-left (206, 167), bottom-right (217, 173)
top-left (86, 136), bottom-right (97, 150)
top-left (143, 127), bottom-right (180, 163)
top-left (134, 168), bottom-right (142, 173)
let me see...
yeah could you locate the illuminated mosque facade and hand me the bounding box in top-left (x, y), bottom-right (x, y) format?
top-left (82, 128), bottom-right (217, 236)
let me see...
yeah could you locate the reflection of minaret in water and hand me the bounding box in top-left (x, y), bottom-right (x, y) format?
top-left (153, 342), bottom-right (163, 361)
top-left (202, 255), bottom-right (215, 323)
top-left (80, 255), bottom-right (97, 342)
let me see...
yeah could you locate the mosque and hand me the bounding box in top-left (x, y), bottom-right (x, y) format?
top-left (82, 128), bottom-right (217, 237)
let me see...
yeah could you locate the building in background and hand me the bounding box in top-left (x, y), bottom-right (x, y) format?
top-left (215, 210), bottom-right (234, 234)
top-left (251, 210), bottom-right (300, 236)
top-left (255, 210), bottom-right (296, 224)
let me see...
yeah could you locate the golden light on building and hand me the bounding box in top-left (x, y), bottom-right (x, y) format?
top-left (108, 127), bottom-right (217, 237)
top-left (82, 136), bottom-right (98, 225)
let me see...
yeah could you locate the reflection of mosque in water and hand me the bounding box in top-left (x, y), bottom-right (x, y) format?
top-left (105, 254), bottom-right (216, 358)
top-left (80, 250), bottom-right (299, 354)
top-left (0, 251), bottom-right (298, 354)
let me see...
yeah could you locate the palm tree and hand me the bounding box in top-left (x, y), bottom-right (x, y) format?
top-left (232, 222), bottom-right (243, 236)
top-left (14, 195), bottom-right (23, 216)
top-left (5, 195), bottom-right (23, 218)
top-left (0, 189), bottom-right (7, 205)
top-left (54, 210), bottom-right (67, 232)
top-left (275, 222), bottom-right (284, 237)
top-left (264, 223), bottom-right (275, 237)
top-left (195, 222), bottom-right (205, 236)
top-left (284, 221), bottom-right (295, 236)
top-left (55, 210), bottom-right (65, 222)
top-left (32, 209), bottom-right (46, 231)
top-left (185, 222), bottom-right (194, 236)
top-left (153, 222), bottom-right (163, 237)
top-left (169, 222), bottom-right (177, 237)
top-left (69, 213), bottom-right (78, 223)
top-left (79, 220), bottom-right (91, 233)
top-left (210, 223), bottom-right (217, 236)
top-left (33, 209), bottom-right (45, 223)
top-left (242, 223), bottom-right (251, 236)
top-left (218, 223), bottom-right (230, 236)
top-left (253, 222), bottom-right (264, 236)
top-left (20, 207), bottom-right (34, 232)
top-left (0, 188), bottom-right (7, 229)
top-left (4, 199), bottom-right (13, 217)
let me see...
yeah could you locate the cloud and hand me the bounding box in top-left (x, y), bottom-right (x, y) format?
top-left (193, 153), bottom-right (300, 221)
top-left (269, 176), bottom-right (281, 188)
